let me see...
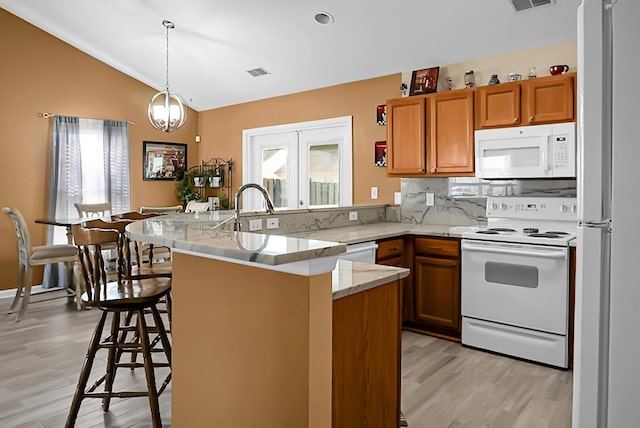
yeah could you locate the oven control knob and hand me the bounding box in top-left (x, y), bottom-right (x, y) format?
top-left (571, 204), bottom-right (577, 213)
top-left (499, 203), bottom-right (507, 211)
top-left (559, 204), bottom-right (568, 213)
top-left (490, 202), bottom-right (498, 210)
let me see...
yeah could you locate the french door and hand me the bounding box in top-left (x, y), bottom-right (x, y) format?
top-left (242, 116), bottom-right (352, 211)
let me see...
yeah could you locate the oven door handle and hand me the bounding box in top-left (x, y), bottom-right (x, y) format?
top-left (461, 242), bottom-right (567, 259)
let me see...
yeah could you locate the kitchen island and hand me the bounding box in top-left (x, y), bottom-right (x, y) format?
top-left (126, 214), bottom-right (408, 427)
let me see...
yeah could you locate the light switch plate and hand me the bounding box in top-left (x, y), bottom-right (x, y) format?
top-left (426, 193), bottom-right (435, 206)
top-left (370, 187), bottom-right (378, 199)
top-left (394, 192), bottom-right (402, 205)
top-left (249, 219), bottom-right (262, 231)
top-left (266, 218), bottom-right (279, 229)
top-left (349, 211), bottom-right (358, 221)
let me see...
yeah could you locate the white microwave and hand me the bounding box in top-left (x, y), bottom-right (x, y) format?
top-left (474, 122), bottom-right (576, 179)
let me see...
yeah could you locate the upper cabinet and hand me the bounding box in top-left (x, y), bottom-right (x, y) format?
top-left (387, 89), bottom-right (474, 177)
top-left (427, 90), bottom-right (475, 176)
top-left (386, 96), bottom-right (426, 175)
top-left (476, 73), bottom-right (576, 130)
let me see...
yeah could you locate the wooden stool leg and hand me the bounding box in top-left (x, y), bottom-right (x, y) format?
top-left (137, 309), bottom-right (162, 427)
top-left (66, 310), bottom-right (108, 428)
top-left (151, 306), bottom-right (172, 364)
top-left (102, 311), bottom-right (121, 412)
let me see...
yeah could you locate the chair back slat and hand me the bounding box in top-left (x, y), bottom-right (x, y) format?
top-left (2, 207), bottom-right (32, 264)
top-left (75, 202), bottom-right (111, 218)
top-left (72, 224), bottom-right (119, 304)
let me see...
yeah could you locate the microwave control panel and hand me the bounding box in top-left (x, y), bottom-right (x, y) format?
top-left (552, 136), bottom-right (571, 169)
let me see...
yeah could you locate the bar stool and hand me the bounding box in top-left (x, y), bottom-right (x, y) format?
top-left (2, 207), bottom-right (78, 322)
top-left (66, 224), bottom-right (172, 428)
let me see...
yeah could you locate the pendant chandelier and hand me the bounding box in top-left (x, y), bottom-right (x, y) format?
top-left (148, 20), bottom-right (186, 133)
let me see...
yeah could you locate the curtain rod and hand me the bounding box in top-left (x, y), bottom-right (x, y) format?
top-left (38, 112), bottom-right (136, 125)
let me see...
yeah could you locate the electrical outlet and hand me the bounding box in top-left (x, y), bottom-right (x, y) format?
top-left (394, 192), bottom-right (402, 205)
top-left (266, 217), bottom-right (279, 229)
top-left (249, 219), bottom-right (262, 231)
top-left (349, 211), bottom-right (358, 221)
top-left (426, 193), bottom-right (435, 207)
top-left (370, 186), bottom-right (378, 199)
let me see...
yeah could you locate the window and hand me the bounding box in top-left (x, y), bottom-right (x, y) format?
top-left (48, 116), bottom-right (131, 244)
top-left (242, 116), bottom-right (352, 211)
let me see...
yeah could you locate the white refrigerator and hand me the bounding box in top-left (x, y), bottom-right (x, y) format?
top-left (574, 1), bottom-right (640, 427)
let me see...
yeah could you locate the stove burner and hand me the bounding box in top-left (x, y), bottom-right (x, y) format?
top-left (528, 233), bottom-right (563, 238)
top-left (546, 231), bottom-right (570, 235)
top-left (488, 227), bottom-right (516, 232)
top-left (476, 230), bottom-right (500, 235)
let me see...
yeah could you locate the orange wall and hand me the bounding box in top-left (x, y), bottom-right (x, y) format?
top-left (0, 9), bottom-right (199, 290)
top-left (197, 75), bottom-right (402, 206)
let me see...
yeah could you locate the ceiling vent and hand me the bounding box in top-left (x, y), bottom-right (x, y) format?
top-left (508, 0), bottom-right (554, 12)
top-left (246, 67), bottom-right (270, 77)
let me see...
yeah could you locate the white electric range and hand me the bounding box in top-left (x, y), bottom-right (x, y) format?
top-left (460, 197), bottom-right (577, 368)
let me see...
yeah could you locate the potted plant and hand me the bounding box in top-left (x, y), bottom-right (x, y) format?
top-left (175, 170), bottom-right (205, 205)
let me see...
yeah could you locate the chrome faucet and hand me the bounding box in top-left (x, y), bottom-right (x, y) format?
top-left (234, 183), bottom-right (275, 231)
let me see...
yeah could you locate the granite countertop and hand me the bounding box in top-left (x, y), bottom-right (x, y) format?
top-left (284, 222), bottom-right (484, 244)
top-left (125, 212), bottom-right (346, 267)
top-left (332, 260), bottom-right (409, 300)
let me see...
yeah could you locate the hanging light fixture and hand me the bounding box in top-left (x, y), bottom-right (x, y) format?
top-left (148, 20), bottom-right (186, 133)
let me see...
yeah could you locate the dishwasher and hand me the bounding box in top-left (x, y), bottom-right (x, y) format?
top-left (338, 241), bottom-right (378, 264)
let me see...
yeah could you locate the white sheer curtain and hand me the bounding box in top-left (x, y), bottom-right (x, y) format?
top-left (44, 115), bottom-right (130, 287)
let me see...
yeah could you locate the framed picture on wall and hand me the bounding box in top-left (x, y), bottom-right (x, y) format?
top-left (409, 66), bottom-right (440, 96)
top-left (143, 141), bottom-right (187, 180)
top-left (374, 141), bottom-right (387, 167)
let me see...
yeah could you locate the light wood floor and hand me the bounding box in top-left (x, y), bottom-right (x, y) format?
top-left (0, 293), bottom-right (572, 427)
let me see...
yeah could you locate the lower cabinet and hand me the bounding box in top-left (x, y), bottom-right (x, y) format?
top-left (332, 280), bottom-right (401, 428)
top-left (376, 237), bottom-right (414, 323)
top-left (405, 237), bottom-right (462, 341)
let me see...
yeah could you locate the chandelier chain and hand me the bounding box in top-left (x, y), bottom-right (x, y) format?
top-left (165, 22), bottom-right (170, 91)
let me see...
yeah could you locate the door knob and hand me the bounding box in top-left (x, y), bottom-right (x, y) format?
top-left (431, 168), bottom-right (437, 173)
top-left (299, 200), bottom-right (304, 206)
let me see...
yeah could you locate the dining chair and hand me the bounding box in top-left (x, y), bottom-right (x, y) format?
top-left (184, 200), bottom-right (210, 212)
top-left (2, 207), bottom-right (78, 322)
top-left (139, 205), bottom-right (183, 214)
top-left (74, 202), bottom-right (111, 218)
top-left (66, 224), bottom-right (171, 428)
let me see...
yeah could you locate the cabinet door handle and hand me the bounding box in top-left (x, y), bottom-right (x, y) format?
top-left (427, 246), bottom-right (442, 250)
top-left (431, 168), bottom-right (437, 173)
top-left (389, 247), bottom-right (400, 251)
top-left (418, 168), bottom-right (424, 172)
top-left (513, 117), bottom-right (518, 123)
top-left (529, 116), bottom-right (534, 123)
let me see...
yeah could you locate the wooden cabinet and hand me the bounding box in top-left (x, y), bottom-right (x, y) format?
top-left (386, 97), bottom-right (426, 175)
top-left (522, 73), bottom-right (575, 125)
top-left (333, 280), bottom-right (401, 428)
top-left (475, 81), bottom-right (522, 128)
top-left (427, 90), bottom-right (475, 175)
top-left (387, 89), bottom-right (475, 177)
top-left (407, 237), bottom-right (461, 341)
top-left (376, 237), bottom-right (414, 323)
top-left (476, 73), bottom-right (576, 130)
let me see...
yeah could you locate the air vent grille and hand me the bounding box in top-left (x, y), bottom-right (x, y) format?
top-left (247, 67), bottom-right (270, 77)
top-left (509, 0), bottom-right (553, 12)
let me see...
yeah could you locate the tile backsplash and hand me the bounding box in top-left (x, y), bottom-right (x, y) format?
top-left (401, 177), bottom-right (577, 225)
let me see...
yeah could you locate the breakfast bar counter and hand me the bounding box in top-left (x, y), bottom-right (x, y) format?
top-left (126, 214), bottom-right (408, 428)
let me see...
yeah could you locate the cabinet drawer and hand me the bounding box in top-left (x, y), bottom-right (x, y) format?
top-left (377, 239), bottom-right (404, 260)
top-left (414, 237), bottom-right (459, 257)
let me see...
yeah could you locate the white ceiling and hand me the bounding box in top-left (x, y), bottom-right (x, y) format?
top-left (0, 0), bottom-right (577, 111)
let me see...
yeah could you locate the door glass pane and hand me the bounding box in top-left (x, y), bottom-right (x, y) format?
top-left (308, 144), bottom-right (339, 207)
top-left (261, 148), bottom-right (288, 208)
